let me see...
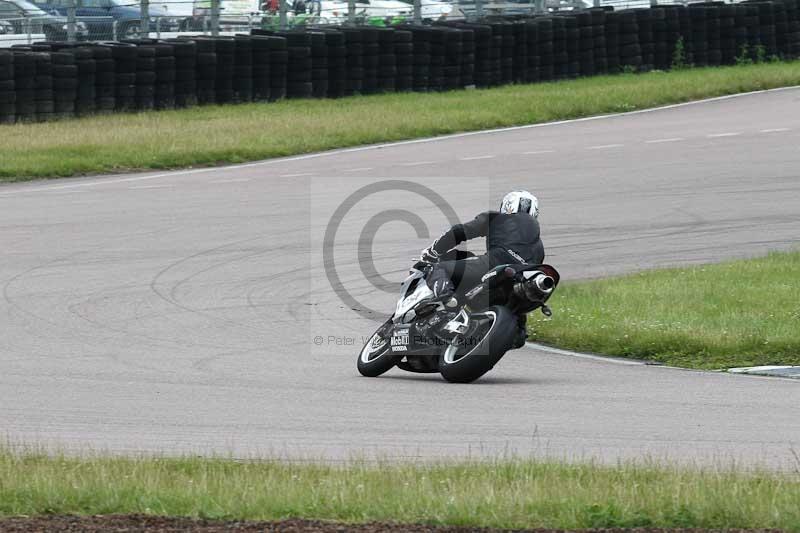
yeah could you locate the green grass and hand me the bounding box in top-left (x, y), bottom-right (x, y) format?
top-left (2, 61), bottom-right (800, 180)
top-left (529, 250), bottom-right (800, 370)
top-left (2, 448), bottom-right (800, 529)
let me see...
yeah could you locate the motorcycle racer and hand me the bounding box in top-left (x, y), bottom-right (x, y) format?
top-left (420, 190), bottom-right (545, 347)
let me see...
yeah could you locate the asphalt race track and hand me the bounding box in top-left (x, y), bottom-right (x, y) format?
top-left (1, 88), bottom-right (800, 468)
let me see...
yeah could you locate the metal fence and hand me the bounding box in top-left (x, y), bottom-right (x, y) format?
top-left (0, 0), bottom-right (748, 45)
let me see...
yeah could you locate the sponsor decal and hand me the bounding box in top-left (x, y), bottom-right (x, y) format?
top-left (507, 249), bottom-right (525, 263)
top-left (391, 329), bottom-right (410, 351)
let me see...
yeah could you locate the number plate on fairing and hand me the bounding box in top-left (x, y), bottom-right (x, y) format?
top-left (390, 328), bottom-right (410, 352)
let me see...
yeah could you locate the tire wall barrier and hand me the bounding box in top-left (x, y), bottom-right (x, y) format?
top-left (2, 0), bottom-right (800, 125)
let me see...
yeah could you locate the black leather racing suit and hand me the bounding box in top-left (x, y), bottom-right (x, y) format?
top-left (425, 211), bottom-right (545, 348)
top-left (426, 210), bottom-right (545, 297)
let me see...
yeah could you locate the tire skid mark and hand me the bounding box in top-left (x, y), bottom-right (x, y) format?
top-left (148, 235), bottom-right (311, 342)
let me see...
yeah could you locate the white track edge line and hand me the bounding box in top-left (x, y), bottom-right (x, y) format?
top-left (527, 342), bottom-right (800, 381)
top-left (3, 85), bottom-right (799, 195)
top-left (525, 342), bottom-right (646, 365)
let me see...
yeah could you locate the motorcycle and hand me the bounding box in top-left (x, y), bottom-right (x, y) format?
top-left (357, 253), bottom-right (560, 383)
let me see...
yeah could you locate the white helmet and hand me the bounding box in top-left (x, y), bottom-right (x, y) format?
top-left (500, 190), bottom-right (539, 219)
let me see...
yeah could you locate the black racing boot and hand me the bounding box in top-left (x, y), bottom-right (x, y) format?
top-left (426, 264), bottom-right (456, 301)
top-left (512, 328), bottom-right (528, 349)
top-left (512, 314), bottom-right (528, 348)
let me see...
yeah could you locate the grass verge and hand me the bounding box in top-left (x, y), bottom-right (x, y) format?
top-left (2, 62), bottom-right (800, 180)
top-left (1, 448), bottom-right (800, 529)
top-left (529, 250), bottom-right (800, 370)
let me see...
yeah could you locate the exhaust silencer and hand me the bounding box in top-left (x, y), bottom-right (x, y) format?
top-left (532, 274), bottom-right (555, 293)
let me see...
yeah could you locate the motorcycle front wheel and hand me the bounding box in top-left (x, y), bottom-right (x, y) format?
top-left (357, 319), bottom-right (401, 377)
top-left (438, 306), bottom-right (518, 383)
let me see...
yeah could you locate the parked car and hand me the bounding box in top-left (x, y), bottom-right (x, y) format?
top-left (30, 0), bottom-right (181, 39)
top-left (0, 0), bottom-right (88, 40)
top-left (149, 0), bottom-right (197, 30)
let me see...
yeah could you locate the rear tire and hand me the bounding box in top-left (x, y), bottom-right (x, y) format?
top-left (438, 306), bottom-right (518, 383)
top-left (357, 320), bottom-right (401, 377)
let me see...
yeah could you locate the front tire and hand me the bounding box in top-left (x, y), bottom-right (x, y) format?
top-left (357, 320), bottom-right (400, 377)
top-left (438, 306), bottom-right (518, 383)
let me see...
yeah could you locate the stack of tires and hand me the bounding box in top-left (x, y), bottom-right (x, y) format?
top-left (324, 30), bottom-right (347, 98)
top-left (651, 7), bottom-right (668, 69)
top-left (213, 37), bottom-right (235, 104)
top-left (91, 46), bottom-right (115, 113)
top-left (122, 40), bottom-right (174, 110)
top-left (689, 5), bottom-right (709, 66)
top-left (153, 42), bottom-right (176, 110)
top-left (282, 32), bottom-right (312, 99)
top-left (428, 27), bottom-right (447, 91)
top-left (393, 29), bottom-right (413, 92)
top-left (410, 26), bottom-right (430, 92)
top-left (74, 47), bottom-right (97, 116)
top-left (468, 23), bottom-right (494, 88)
top-left (764, 1), bottom-right (780, 58)
top-left (577, 12), bottom-right (595, 76)
top-left (618, 10), bottom-right (642, 70)
top-left (510, 20), bottom-right (526, 83)
top-left (133, 45), bottom-right (156, 111)
top-left (310, 32), bottom-right (329, 99)
top-left (656, 6), bottom-right (683, 69)
top-left (269, 35), bottom-right (288, 101)
top-left (733, 4), bottom-right (752, 59)
top-left (536, 18), bottom-right (554, 81)
top-left (565, 15), bottom-right (581, 78)
top-left (441, 28), bottom-right (462, 91)
top-left (191, 38), bottom-right (216, 105)
top-left (750, 1), bottom-right (778, 57)
top-left (678, 5), bottom-right (693, 57)
top-left (233, 36), bottom-right (253, 103)
top-left (491, 23), bottom-right (504, 85)
top-left (375, 28), bottom-right (396, 93)
top-left (718, 4), bottom-right (737, 64)
top-left (705, 3), bottom-right (722, 66)
top-left (12, 51), bottom-right (35, 123)
top-left (250, 35), bottom-right (272, 102)
top-left (636, 8), bottom-right (655, 70)
top-left (551, 17), bottom-right (569, 79)
top-left (51, 50), bottom-right (77, 120)
top-left (163, 38), bottom-right (197, 108)
top-left (524, 19), bottom-right (539, 83)
top-left (103, 42), bottom-right (137, 112)
top-left (459, 27), bottom-right (475, 88)
top-left (496, 21), bottom-right (515, 84)
top-left (590, 8), bottom-right (608, 75)
top-left (785, 0), bottom-right (800, 57)
top-left (33, 52), bottom-right (54, 121)
top-left (774, 0), bottom-right (790, 56)
top-left (0, 51), bottom-right (12, 124)
top-left (361, 28), bottom-right (379, 94)
top-left (605, 10), bottom-right (621, 73)
top-left (340, 28), bottom-right (363, 96)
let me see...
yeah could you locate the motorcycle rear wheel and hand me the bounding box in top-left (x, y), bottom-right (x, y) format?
top-left (438, 306), bottom-right (518, 383)
top-left (357, 320), bottom-right (401, 377)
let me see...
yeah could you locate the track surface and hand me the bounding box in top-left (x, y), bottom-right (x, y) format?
top-left (2, 89), bottom-right (800, 467)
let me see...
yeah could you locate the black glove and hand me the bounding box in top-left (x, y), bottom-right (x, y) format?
top-left (419, 246), bottom-right (441, 264)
